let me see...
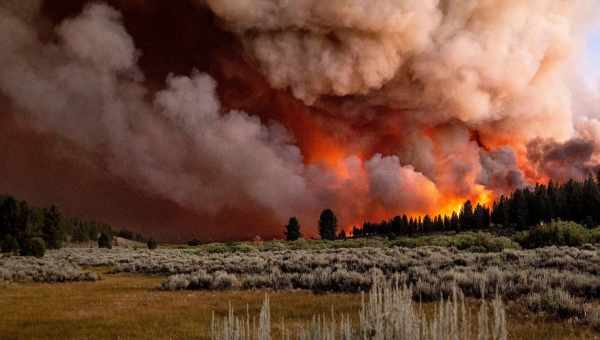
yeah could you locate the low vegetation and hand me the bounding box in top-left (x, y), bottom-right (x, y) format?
top-left (211, 279), bottom-right (507, 340)
top-left (0, 254), bottom-right (98, 283)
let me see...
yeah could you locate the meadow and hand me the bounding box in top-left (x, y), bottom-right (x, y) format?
top-left (2, 233), bottom-right (600, 339)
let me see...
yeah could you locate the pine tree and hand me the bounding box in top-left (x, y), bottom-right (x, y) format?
top-left (0, 197), bottom-right (18, 240)
top-left (147, 238), bottom-right (159, 250)
top-left (422, 215), bottom-right (433, 233)
top-left (42, 205), bottom-right (63, 249)
top-left (98, 232), bottom-right (112, 249)
top-left (391, 216), bottom-right (402, 235)
top-left (284, 217), bottom-right (302, 241)
top-left (459, 201), bottom-right (474, 230)
top-left (450, 212), bottom-right (459, 231)
top-left (318, 209), bottom-right (337, 240)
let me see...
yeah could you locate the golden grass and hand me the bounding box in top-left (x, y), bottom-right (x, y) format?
top-left (0, 273), bottom-right (599, 340)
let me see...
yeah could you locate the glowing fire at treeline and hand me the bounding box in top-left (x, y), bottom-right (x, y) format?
top-left (0, 0), bottom-right (599, 240)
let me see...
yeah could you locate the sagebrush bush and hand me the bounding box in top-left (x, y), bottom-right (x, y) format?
top-left (10, 244), bottom-right (600, 307)
top-left (392, 232), bottom-right (519, 252)
top-left (0, 252), bottom-right (99, 283)
top-left (522, 220), bottom-right (589, 248)
top-left (527, 289), bottom-right (585, 319)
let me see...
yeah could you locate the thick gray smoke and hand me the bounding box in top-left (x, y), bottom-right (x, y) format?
top-left (527, 138), bottom-right (598, 182)
top-left (204, 0), bottom-right (600, 197)
top-left (1, 0), bottom-right (600, 238)
top-left (0, 2), bottom-right (318, 222)
top-left (479, 147), bottom-right (526, 195)
top-left (0, 1), bottom-right (445, 234)
top-left (205, 0), bottom-right (586, 134)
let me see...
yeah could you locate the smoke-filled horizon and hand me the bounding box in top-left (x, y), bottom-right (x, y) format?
top-left (0, 0), bottom-right (599, 241)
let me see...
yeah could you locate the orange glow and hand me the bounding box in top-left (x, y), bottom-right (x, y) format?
top-left (305, 140), bottom-right (354, 179)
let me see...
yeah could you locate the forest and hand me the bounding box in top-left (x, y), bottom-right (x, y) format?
top-left (0, 195), bottom-right (146, 256)
top-left (350, 175), bottom-right (600, 238)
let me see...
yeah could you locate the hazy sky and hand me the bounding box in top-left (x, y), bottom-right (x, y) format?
top-left (583, 31), bottom-right (600, 86)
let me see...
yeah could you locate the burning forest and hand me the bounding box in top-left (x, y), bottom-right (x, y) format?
top-left (1, 0), bottom-right (599, 240)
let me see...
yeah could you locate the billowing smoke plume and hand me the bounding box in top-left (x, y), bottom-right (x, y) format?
top-left (204, 0), bottom-right (600, 199)
top-left (0, 0), bottom-right (599, 239)
top-left (0, 2), bottom-right (319, 229)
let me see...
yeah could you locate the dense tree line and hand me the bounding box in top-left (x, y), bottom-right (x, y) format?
top-left (0, 195), bottom-right (148, 256)
top-left (352, 175), bottom-right (600, 238)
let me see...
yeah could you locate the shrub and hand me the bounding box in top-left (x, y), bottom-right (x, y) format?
top-left (98, 232), bottom-right (112, 249)
top-left (147, 238), bottom-right (158, 250)
top-left (589, 227), bottom-right (600, 244)
top-left (391, 232), bottom-right (519, 252)
top-left (187, 239), bottom-right (202, 247)
top-left (527, 289), bottom-right (585, 319)
top-left (201, 242), bottom-right (257, 254)
top-left (20, 237), bottom-right (46, 258)
top-left (588, 308), bottom-right (600, 331)
top-left (522, 220), bottom-right (589, 248)
top-left (212, 271), bottom-right (238, 290)
top-left (1, 235), bottom-right (19, 254)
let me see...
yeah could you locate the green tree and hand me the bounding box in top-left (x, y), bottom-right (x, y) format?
top-left (422, 215), bottom-right (433, 233)
top-left (98, 232), bottom-right (112, 249)
top-left (319, 209), bottom-right (337, 240)
top-left (1, 235), bottom-right (19, 254)
top-left (284, 217), bottom-right (302, 241)
top-left (473, 203), bottom-right (490, 229)
top-left (450, 212), bottom-right (459, 231)
top-left (147, 238), bottom-right (158, 250)
top-left (0, 196), bottom-right (18, 239)
top-left (20, 237), bottom-right (46, 257)
top-left (42, 205), bottom-right (63, 249)
top-left (459, 200), bottom-right (474, 230)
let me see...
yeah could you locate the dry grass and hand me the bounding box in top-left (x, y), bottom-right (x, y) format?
top-left (1, 272), bottom-right (599, 339)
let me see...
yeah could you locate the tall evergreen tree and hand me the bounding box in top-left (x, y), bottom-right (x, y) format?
top-left (284, 217), bottom-right (302, 241)
top-left (0, 197), bottom-right (18, 240)
top-left (391, 216), bottom-right (402, 235)
top-left (459, 201), bottom-right (474, 230)
top-left (450, 212), bottom-right (459, 231)
top-left (318, 209), bottom-right (337, 240)
top-left (42, 205), bottom-right (63, 249)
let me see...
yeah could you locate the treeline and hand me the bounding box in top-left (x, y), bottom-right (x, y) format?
top-left (352, 175), bottom-right (600, 238)
top-left (0, 195), bottom-right (148, 256)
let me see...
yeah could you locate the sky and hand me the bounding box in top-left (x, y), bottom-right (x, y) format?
top-left (583, 31), bottom-right (600, 86)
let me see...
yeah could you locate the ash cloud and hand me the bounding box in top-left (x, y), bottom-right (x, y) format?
top-left (0, 1), bottom-right (318, 236)
top-left (479, 147), bottom-right (526, 195)
top-left (527, 138), bottom-right (598, 182)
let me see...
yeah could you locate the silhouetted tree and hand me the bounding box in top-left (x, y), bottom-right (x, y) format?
top-left (1, 235), bottom-right (19, 253)
top-left (319, 209), bottom-right (337, 240)
top-left (98, 232), bottom-right (112, 249)
top-left (42, 205), bottom-right (63, 249)
top-left (459, 201), bottom-right (474, 230)
top-left (284, 217), bottom-right (302, 241)
top-left (20, 237), bottom-right (46, 257)
top-left (147, 238), bottom-right (158, 250)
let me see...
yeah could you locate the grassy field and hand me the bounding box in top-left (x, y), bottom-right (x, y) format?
top-left (1, 271), bottom-right (599, 340)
